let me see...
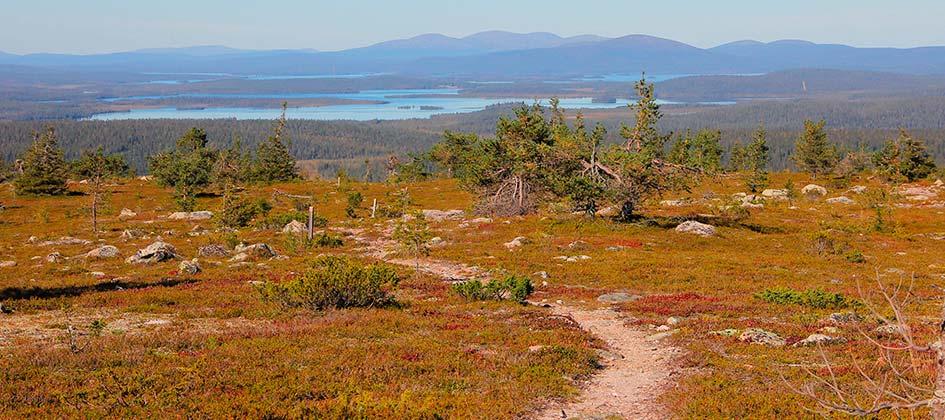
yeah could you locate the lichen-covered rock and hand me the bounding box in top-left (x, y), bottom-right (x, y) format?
top-left (234, 243), bottom-right (276, 259)
top-left (37, 236), bottom-right (91, 247)
top-left (738, 328), bottom-right (786, 347)
top-left (198, 244), bottom-right (230, 258)
top-left (179, 259), bottom-right (201, 275)
top-left (802, 184), bottom-right (828, 200)
top-left (126, 242), bottom-right (179, 264)
top-left (504, 236), bottom-right (529, 250)
top-left (421, 209), bottom-right (465, 222)
top-left (45, 252), bottom-right (64, 263)
top-left (762, 189), bottom-right (789, 199)
top-left (826, 196), bottom-right (855, 205)
top-left (282, 220), bottom-right (307, 234)
top-left (119, 208), bottom-right (137, 219)
top-left (167, 211), bottom-right (213, 221)
top-left (675, 221), bottom-right (717, 237)
top-left (794, 334), bottom-right (846, 347)
top-left (84, 245), bottom-right (120, 259)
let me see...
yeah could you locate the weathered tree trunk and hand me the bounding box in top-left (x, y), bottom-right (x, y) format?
top-left (91, 192), bottom-right (98, 233)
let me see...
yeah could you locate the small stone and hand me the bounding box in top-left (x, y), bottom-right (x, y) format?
top-left (0, 261), bottom-right (16, 268)
top-left (533, 271), bottom-right (549, 279)
top-left (656, 325), bottom-right (671, 332)
top-left (818, 326), bottom-right (841, 335)
top-left (666, 317), bottom-right (682, 326)
top-left (119, 208), bottom-right (137, 219)
top-left (45, 252), bottom-right (64, 263)
top-left (848, 185), bottom-right (867, 194)
top-left (875, 324), bottom-right (904, 337)
top-left (528, 345), bottom-right (545, 353)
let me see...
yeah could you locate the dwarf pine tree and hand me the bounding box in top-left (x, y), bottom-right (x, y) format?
top-left (744, 125), bottom-right (770, 192)
top-left (873, 128), bottom-right (937, 182)
top-left (14, 126), bottom-right (69, 196)
top-left (253, 103), bottom-right (300, 183)
top-left (792, 119), bottom-right (838, 178)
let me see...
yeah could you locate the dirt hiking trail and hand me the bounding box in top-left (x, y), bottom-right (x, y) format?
top-left (342, 227), bottom-right (682, 419)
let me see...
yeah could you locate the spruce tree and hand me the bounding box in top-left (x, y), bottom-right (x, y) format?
top-left (14, 126), bottom-right (69, 196)
top-left (691, 130), bottom-right (724, 173)
top-left (744, 125), bottom-right (770, 192)
top-left (873, 128), bottom-right (937, 182)
top-left (253, 103), bottom-right (300, 183)
top-left (792, 119), bottom-right (838, 178)
top-left (149, 127), bottom-right (217, 211)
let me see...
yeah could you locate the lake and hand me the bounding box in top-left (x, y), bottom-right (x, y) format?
top-left (90, 89), bottom-right (663, 121)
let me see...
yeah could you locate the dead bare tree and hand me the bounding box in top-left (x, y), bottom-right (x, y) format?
top-left (784, 274), bottom-right (945, 417)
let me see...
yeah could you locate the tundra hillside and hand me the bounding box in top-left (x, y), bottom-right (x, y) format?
top-left (1, 80), bottom-right (945, 418)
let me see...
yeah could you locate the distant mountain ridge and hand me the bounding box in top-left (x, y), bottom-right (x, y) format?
top-left (2, 32), bottom-right (945, 76)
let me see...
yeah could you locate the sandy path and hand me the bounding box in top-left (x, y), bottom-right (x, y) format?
top-left (534, 305), bottom-right (680, 419)
top-left (342, 225), bottom-right (680, 419)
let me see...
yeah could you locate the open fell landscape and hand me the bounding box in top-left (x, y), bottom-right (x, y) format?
top-left (4, 2), bottom-right (945, 417)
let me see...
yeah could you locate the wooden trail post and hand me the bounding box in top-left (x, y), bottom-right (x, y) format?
top-left (371, 199), bottom-right (377, 218)
top-left (307, 206), bottom-right (314, 241)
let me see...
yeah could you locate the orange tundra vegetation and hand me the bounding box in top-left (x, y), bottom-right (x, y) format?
top-left (1, 171), bottom-right (945, 418)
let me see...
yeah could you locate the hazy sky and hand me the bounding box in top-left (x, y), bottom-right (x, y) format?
top-left (4, 0), bottom-right (944, 54)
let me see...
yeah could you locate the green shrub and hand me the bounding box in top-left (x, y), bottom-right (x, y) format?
top-left (844, 250), bottom-right (866, 263)
top-left (218, 194), bottom-right (271, 228)
top-left (451, 276), bottom-right (534, 304)
top-left (255, 256), bottom-right (399, 310)
top-left (755, 287), bottom-right (859, 309)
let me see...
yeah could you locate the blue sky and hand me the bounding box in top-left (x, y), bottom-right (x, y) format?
top-left (4, 0), bottom-right (944, 54)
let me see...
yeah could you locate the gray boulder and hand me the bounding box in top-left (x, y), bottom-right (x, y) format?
top-left (802, 184), bottom-right (828, 200)
top-left (126, 242), bottom-right (180, 265)
top-left (675, 221), bottom-right (717, 237)
top-left (826, 196), bottom-right (855, 205)
top-left (795, 334), bottom-right (846, 347)
top-left (282, 220), bottom-right (307, 234)
top-left (234, 243), bottom-right (277, 259)
top-left (167, 211), bottom-right (213, 221)
top-left (198, 244), bottom-right (230, 258)
top-left (421, 209), bottom-right (465, 222)
top-left (84, 245), bottom-right (120, 260)
top-left (738, 328), bottom-right (786, 347)
top-left (179, 259), bottom-right (201, 275)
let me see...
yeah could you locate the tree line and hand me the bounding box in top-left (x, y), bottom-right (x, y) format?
top-left (418, 78), bottom-right (939, 217)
